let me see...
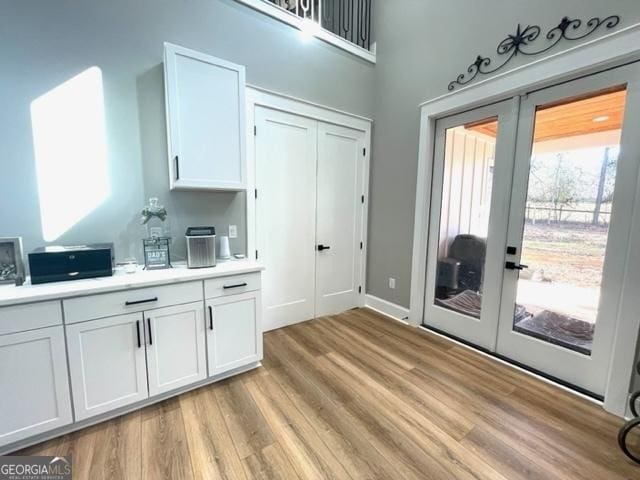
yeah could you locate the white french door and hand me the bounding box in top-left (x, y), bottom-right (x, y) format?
top-left (495, 63), bottom-right (640, 395)
top-left (424, 99), bottom-right (519, 350)
top-left (425, 62), bottom-right (640, 396)
top-left (255, 106), bottom-right (366, 331)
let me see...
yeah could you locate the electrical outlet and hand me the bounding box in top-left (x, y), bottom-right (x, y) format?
top-left (389, 277), bottom-right (396, 289)
top-left (229, 225), bottom-right (237, 239)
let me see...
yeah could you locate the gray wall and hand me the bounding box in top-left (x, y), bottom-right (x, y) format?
top-left (367, 0), bottom-right (640, 307)
top-left (367, 0), bottom-right (640, 392)
top-left (3, 0), bottom-right (639, 387)
top-left (0, 0), bottom-right (374, 265)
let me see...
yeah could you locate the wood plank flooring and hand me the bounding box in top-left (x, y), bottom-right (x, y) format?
top-left (18, 308), bottom-right (640, 479)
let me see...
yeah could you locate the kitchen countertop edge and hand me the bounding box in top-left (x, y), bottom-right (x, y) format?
top-left (0, 260), bottom-right (264, 307)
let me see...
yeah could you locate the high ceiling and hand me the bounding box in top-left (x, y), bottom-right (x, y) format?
top-left (465, 87), bottom-right (626, 143)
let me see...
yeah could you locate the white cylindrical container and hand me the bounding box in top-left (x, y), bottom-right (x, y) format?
top-left (218, 235), bottom-right (231, 260)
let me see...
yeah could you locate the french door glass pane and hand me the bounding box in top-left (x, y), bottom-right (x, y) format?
top-left (434, 118), bottom-right (497, 318)
top-left (513, 86), bottom-right (627, 355)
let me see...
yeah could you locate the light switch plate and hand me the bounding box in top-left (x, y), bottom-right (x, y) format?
top-left (229, 225), bottom-right (238, 239)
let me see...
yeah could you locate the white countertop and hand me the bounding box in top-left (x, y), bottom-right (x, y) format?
top-left (0, 259), bottom-right (263, 307)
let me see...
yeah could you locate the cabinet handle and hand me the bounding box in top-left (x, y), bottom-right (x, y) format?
top-left (175, 155), bottom-right (180, 180)
top-left (223, 282), bottom-right (247, 290)
top-left (125, 297), bottom-right (158, 306)
top-left (208, 305), bottom-right (214, 330)
top-left (147, 317), bottom-right (153, 345)
top-left (136, 320), bottom-right (141, 348)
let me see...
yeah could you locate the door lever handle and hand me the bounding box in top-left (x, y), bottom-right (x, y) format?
top-left (505, 261), bottom-right (528, 270)
top-left (317, 244), bottom-right (330, 251)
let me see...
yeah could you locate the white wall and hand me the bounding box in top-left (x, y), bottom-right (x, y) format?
top-left (438, 127), bottom-right (495, 256)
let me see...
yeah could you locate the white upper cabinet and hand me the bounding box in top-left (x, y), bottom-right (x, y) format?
top-left (164, 43), bottom-right (247, 191)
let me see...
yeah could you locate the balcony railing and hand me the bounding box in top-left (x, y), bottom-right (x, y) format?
top-left (267, 0), bottom-right (373, 51)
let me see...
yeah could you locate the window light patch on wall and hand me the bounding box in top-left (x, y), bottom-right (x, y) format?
top-left (30, 66), bottom-right (110, 242)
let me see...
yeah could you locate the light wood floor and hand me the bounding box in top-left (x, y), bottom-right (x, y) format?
top-left (19, 308), bottom-right (640, 479)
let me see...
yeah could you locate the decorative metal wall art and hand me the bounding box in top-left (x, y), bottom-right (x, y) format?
top-left (448, 15), bottom-right (621, 91)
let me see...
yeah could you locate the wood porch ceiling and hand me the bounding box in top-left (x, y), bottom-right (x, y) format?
top-left (465, 86), bottom-right (626, 143)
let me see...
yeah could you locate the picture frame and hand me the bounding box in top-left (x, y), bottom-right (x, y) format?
top-left (0, 237), bottom-right (25, 286)
top-left (142, 237), bottom-right (172, 270)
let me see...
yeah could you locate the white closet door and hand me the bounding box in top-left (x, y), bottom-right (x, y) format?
top-left (255, 106), bottom-right (318, 331)
top-left (315, 123), bottom-right (365, 316)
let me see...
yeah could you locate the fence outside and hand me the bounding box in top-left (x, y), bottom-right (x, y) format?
top-left (525, 202), bottom-right (613, 226)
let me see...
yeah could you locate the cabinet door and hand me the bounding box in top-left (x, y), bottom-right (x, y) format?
top-left (164, 43), bottom-right (246, 191)
top-left (206, 291), bottom-right (262, 376)
top-left (145, 302), bottom-right (207, 396)
top-left (0, 326), bottom-right (72, 447)
top-left (66, 313), bottom-right (148, 421)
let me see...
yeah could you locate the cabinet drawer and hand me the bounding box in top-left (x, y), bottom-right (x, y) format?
top-left (63, 281), bottom-right (203, 324)
top-left (204, 273), bottom-right (260, 299)
top-left (0, 301), bottom-right (62, 336)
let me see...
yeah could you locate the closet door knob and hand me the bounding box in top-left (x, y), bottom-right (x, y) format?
top-left (317, 244), bottom-right (331, 251)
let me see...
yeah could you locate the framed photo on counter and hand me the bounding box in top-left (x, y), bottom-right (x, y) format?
top-left (0, 237), bottom-right (25, 285)
top-left (143, 237), bottom-right (171, 270)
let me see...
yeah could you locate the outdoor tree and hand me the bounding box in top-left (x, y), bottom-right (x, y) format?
top-left (529, 153), bottom-right (583, 222)
top-left (592, 146), bottom-right (618, 224)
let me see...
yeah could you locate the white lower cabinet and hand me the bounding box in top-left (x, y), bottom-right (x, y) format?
top-left (0, 326), bottom-right (73, 446)
top-left (66, 313), bottom-right (149, 421)
top-left (145, 302), bottom-right (207, 396)
top-left (206, 291), bottom-right (262, 376)
top-left (67, 303), bottom-right (208, 421)
top-left (0, 268), bottom-right (263, 451)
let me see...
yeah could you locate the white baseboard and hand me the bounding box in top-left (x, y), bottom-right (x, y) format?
top-left (364, 295), bottom-right (410, 323)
